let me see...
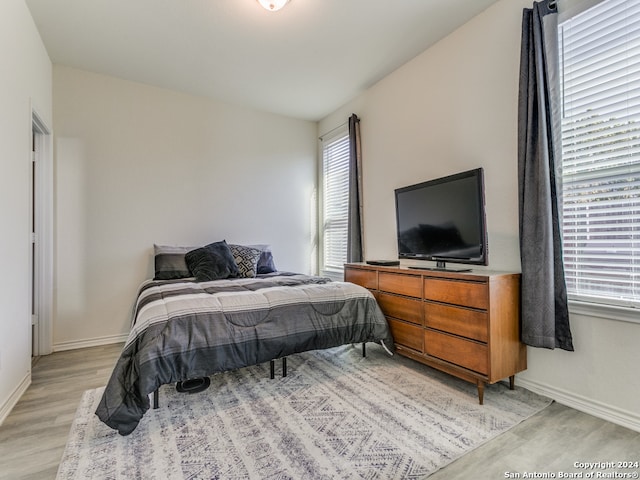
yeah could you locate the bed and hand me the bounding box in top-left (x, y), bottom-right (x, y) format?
top-left (95, 242), bottom-right (393, 436)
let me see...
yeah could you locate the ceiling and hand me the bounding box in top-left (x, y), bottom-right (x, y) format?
top-left (25, 0), bottom-right (500, 121)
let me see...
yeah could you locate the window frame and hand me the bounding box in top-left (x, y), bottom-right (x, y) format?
top-left (318, 125), bottom-right (350, 281)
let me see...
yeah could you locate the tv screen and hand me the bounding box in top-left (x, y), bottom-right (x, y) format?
top-left (394, 168), bottom-right (487, 270)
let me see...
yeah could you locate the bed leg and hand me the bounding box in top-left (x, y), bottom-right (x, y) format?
top-left (270, 360), bottom-right (275, 379)
top-left (282, 357), bottom-right (287, 377)
top-left (153, 389), bottom-right (159, 409)
top-left (362, 342), bottom-right (366, 357)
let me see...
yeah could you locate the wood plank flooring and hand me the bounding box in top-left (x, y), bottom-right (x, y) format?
top-left (0, 344), bottom-right (124, 480)
top-left (0, 343), bottom-right (638, 480)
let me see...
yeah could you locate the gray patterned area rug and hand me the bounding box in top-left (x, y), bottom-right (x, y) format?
top-left (57, 344), bottom-right (551, 479)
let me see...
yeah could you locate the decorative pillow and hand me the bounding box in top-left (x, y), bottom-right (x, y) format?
top-left (229, 244), bottom-right (263, 278)
top-left (184, 241), bottom-right (239, 282)
top-left (153, 244), bottom-right (199, 280)
top-left (247, 244), bottom-right (278, 274)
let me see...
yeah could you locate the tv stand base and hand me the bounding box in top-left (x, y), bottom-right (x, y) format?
top-left (408, 266), bottom-right (472, 273)
top-left (407, 260), bottom-right (472, 272)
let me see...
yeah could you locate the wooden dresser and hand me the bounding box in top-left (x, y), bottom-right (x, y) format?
top-left (344, 263), bottom-right (527, 404)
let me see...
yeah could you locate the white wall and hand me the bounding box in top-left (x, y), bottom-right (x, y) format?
top-left (320, 0), bottom-right (640, 430)
top-left (53, 66), bottom-right (317, 349)
top-left (0, 0), bottom-right (52, 421)
top-left (322, 4), bottom-right (524, 272)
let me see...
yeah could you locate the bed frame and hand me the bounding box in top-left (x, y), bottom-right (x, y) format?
top-left (152, 343), bottom-right (367, 409)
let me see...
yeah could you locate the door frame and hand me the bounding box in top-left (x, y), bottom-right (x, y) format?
top-left (31, 109), bottom-right (53, 356)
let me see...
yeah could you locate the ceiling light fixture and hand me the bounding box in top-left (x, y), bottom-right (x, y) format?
top-left (257, 0), bottom-right (290, 12)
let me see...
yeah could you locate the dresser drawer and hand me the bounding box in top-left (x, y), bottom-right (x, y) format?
top-left (424, 302), bottom-right (488, 342)
top-left (425, 330), bottom-right (488, 374)
top-left (379, 272), bottom-right (422, 298)
top-left (378, 292), bottom-right (422, 325)
top-left (423, 278), bottom-right (488, 310)
top-left (387, 318), bottom-right (423, 352)
top-left (344, 268), bottom-right (377, 290)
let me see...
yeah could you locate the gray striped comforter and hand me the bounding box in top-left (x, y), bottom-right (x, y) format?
top-left (95, 273), bottom-right (393, 435)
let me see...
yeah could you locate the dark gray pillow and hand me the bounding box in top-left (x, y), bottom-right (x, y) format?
top-left (246, 244), bottom-right (277, 274)
top-left (184, 241), bottom-right (239, 282)
top-left (153, 244), bottom-right (198, 280)
top-left (257, 250), bottom-right (277, 274)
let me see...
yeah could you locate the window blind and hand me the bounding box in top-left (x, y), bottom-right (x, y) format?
top-left (321, 132), bottom-right (350, 272)
top-left (559, 0), bottom-right (640, 307)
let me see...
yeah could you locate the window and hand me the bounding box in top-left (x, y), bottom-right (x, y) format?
top-left (559, 0), bottom-right (640, 310)
top-left (320, 128), bottom-right (349, 279)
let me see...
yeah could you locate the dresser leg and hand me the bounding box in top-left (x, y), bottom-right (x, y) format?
top-left (477, 381), bottom-right (485, 405)
top-left (509, 375), bottom-right (515, 390)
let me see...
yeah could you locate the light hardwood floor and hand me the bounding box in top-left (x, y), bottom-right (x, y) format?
top-left (0, 344), bottom-right (124, 480)
top-left (0, 344), bottom-right (638, 479)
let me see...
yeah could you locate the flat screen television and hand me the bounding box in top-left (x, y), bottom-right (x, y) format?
top-left (394, 167), bottom-right (488, 271)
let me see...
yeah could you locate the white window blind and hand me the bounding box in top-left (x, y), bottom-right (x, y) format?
top-left (559, 0), bottom-right (640, 308)
top-left (321, 131), bottom-right (350, 274)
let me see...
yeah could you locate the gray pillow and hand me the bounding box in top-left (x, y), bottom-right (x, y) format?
top-left (184, 241), bottom-right (239, 282)
top-left (153, 244), bottom-right (199, 280)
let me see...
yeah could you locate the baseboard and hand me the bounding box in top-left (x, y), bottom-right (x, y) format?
top-left (53, 333), bottom-right (128, 352)
top-left (0, 372), bottom-right (31, 427)
top-left (517, 377), bottom-right (640, 433)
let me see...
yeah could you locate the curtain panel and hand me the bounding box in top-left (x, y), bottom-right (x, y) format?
top-left (347, 114), bottom-right (364, 263)
top-left (517, 0), bottom-right (574, 351)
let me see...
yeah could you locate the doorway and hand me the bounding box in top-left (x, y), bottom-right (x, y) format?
top-left (31, 111), bottom-right (53, 358)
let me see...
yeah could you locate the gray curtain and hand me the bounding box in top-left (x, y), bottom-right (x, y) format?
top-left (517, 0), bottom-right (574, 351)
top-left (347, 114), bottom-right (363, 263)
